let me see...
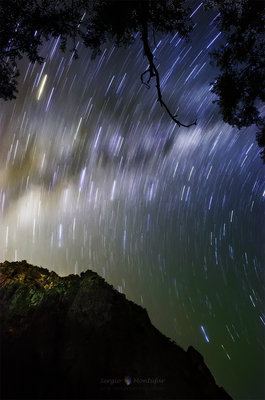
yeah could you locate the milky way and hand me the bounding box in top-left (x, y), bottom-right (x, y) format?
top-left (0, 2), bottom-right (264, 399)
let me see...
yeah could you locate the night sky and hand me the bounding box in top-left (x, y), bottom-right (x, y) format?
top-left (0, 2), bottom-right (264, 399)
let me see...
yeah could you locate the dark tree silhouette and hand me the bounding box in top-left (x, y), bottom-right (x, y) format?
top-left (0, 0), bottom-right (81, 99)
top-left (0, 0), bottom-right (195, 128)
top-left (206, 0), bottom-right (265, 161)
top-left (0, 0), bottom-right (264, 159)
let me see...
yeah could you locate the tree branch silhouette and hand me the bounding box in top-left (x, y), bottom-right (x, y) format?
top-left (140, 5), bottom-right (196, 129)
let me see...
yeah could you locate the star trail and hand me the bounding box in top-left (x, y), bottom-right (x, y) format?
top-left (0, 2), bottom-right (264, 399)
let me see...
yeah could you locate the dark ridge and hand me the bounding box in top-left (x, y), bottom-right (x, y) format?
top-left (0, 260), bottom-right (232, 399)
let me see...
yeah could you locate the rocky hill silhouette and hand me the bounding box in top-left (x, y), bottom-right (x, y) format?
top-left (0, 260), bottom-right (232, 399)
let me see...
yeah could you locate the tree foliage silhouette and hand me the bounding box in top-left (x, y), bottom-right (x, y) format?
top-left (0, 0), bottom-right (264, 159)
top-left (206, 0), bottom-right (265, 161)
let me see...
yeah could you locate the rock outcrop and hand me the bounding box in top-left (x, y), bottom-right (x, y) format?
top-left (0, 261), bottom-right (232, 399)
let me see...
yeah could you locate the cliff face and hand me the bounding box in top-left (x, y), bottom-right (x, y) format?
top-left (0, 261), bottom-right (232, 399)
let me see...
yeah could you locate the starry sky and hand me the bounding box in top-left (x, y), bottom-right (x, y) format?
top-left (0, 2), bottom-right (264, 399)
